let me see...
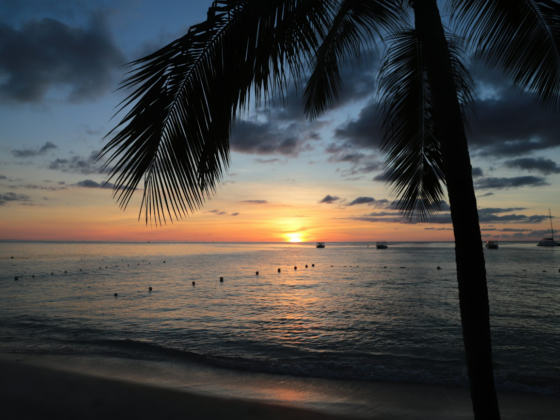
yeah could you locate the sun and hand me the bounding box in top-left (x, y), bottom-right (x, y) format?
top-left (285, 233), bottom-right (303, 243)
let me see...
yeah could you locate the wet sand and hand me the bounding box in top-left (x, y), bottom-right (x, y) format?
top-left (1, 354), bottom-right (558, 419)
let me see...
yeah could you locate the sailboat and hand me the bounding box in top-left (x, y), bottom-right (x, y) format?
top-left (537, 209), bottom-right (559, 247)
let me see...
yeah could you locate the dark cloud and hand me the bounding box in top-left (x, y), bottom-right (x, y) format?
top-left (47, 150), bottom-right (103, 174)
top-left (11, 141), bottom-right (57, 158)
top-left (73, 179), bottom-right (114, 189)
top-left (9, 183), bottom-right (66, 191)
top-left (474, 176), bottom-right (549, 190)
top-left (478, 207), bottom-right (526, 216)
top-left (373, 171), bottom-right (391, 182)
top-left (348, 196), bottom-right (375, 206)
top-left (467, 66), bottom-right (560, 157)
top-left (0, 13), bottom-right (124, 103)
top-left (242, 200), bottom-right (267, 204)
top-left (333, 102), bottom-right (383, 150)
top-left (255, 158), bottom-right (280, 164)
top-left (0, 192), bottom-right (31, 205)
top-left (478, 213), bottom-right (550, 224)
top-left (231, 212), bottom-right (240, 216)
top-left (207, 209), bottom-right (228, 215)
top-left (347, 207), bottom-right (546, 225)
top-left (231, 120), bottom-right (314, 157)
top-left (319, 195), bottom-right (339, 204)
top-left (478, 192), bottom-right (494, 197)
top-left (328, 152), bottom-right (366, 164)
top-left (504, 157), bottom-right (560, 175)
top-left (472, 167), bottom-right (484, 178)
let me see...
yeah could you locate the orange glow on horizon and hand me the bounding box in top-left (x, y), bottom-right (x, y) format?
top-left (285, 233), bottom-right (303, 243)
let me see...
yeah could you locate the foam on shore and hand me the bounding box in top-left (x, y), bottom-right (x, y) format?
top-left (1, 353), bottom-right (558, 419)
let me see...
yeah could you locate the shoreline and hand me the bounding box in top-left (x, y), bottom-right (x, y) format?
top-left (2, 353), bottom-right (559, 419)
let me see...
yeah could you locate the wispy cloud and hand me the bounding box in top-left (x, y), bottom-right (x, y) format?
top-left (11, 142), bottom-right (57, 158)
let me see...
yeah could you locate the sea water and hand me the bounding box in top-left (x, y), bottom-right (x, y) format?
top-left (0, 241), bottom-right (558, 396)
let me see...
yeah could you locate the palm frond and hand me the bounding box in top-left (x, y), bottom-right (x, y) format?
top-left (451, 0), bottom-right (560, 110)
top-left (303, 0), bottom-right (404, 120)
top-left (100, 0), bottom-right (335, 224)
top-left (376, 27), bottom-right (475, 221)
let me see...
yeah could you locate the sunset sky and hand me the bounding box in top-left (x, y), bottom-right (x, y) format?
top-left (1, 0), bottom-right (559, 242)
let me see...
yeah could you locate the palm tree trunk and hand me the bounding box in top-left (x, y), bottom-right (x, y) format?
top-left (411, 1), bottom-right (500, 419)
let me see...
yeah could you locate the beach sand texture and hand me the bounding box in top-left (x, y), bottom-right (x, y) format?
top-left (2, 356), bottom-right (559, 420)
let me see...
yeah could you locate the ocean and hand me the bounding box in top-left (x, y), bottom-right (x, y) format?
top-left (1, 241), bottom-right (559, 400)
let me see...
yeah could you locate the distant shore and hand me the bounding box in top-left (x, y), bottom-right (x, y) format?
top-left (2, 354), bottom-right (559, 420)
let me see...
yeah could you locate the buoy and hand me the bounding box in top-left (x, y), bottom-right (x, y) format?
top-left (114, 293), bottom-right (118, 297)
top-left (106, 266), bottom-right (107, 268)
top-left (256, 271), bottom-right (259, 276)
top-left (149, 287), bottom-right (152, 292)
top-left (437, 266), bottom-right (442, 270)
top-left (220, 277), bottom-right (223, 282)
top-left (312, 264), bottom-right (315, 267)
top-left (51, 273), bottom-right (53, 275)
top-left (543, 270), bottom-right (547, 272)
top-left (14, 276), bottom-right (18, 281)
top-left (10, 256), bottom-right (13, 259)
top-left (384, 266), bottom-right (387, 268)
top-left (192, 281), bottom-right (196, 286)
top-left (163, 261), bottom-right (166, 263)
top-left (64, 271), bottom-right (67, 273)
top-left (294, 266), bottom-right (297, 270)
top-left (278, 268), bottom-right (281, 273)
top-left (305, 265), bottom-right (308, 268)
top-left (32, 275), bottom-right (35, 278)
top-left (80, 269), bottom-right (82, 271)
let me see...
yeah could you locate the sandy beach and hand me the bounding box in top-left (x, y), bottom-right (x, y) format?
top-left (1, 354), bottom-right (559, 420)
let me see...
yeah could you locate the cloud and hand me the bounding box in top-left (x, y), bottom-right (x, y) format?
top-left (373, 171), bottom-right (391, 182)
top-left (11, 142), bottom-right (57, 158)
top-left (478, 192), bottom-right (494, 197)
top-left (73, 179), bottom-right (114, 189)
top-left (348, 196), bottom-right (375, 206)
top-left (472, 167), bottom-right (484, 178)
top-left (319, 195), bottom-right (340, 204)
top-left (9, 183), bottom-right (66, 191)
top-left (333, 102), bottom-right (384, 150)
top-left (230, 120), bottom-right (315, 157)
top-left (474, 176), bottom-right (549, 190)
top-left (231, 212), bottom-right (240, 216)
top-left (466, 66), bottom-right (560, 157)
top-left (242, 200), bottom-right (267, 204)
top-left (0, 13), bottom-right (125, 103)
top-left (504, 157), bottom-right (560, 175)
top-left (477, 207), bottom-right (526, 215)
top-left (207, 209), bottom-right (228, 215)
top-left (0, 192), bottom-right (31, 205)
top-left (255, 158), bottom-right (280, 164)
top-left (0, 174), bottom-right (6, 179)
top-left (47, 150), bottom-right (103, 174)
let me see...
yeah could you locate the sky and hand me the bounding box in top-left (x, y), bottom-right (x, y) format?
top-left (1, 0), bottom-right (559, 243)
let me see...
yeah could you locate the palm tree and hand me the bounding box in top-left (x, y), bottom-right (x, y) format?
top-left (101, 1), bottom-right (560, 418)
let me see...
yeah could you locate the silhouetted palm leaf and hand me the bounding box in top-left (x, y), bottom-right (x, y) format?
top-left (100, 0), bottom-right (336, 224)
top-left (377, 28), bottom-right (475, 221)
top-left (303, 0), bottom-right (403, 119)
top-left (451, 0), bottom-right (560, 110)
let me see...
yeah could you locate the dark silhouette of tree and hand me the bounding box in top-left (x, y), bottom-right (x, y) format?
top-left (101, 1), bottom-right (560, 418)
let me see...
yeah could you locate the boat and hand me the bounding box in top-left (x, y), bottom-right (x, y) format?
top-left (537, 209), bottom-right (558, 246)
top-left (316, 242), bottom-right (325, 248)
top-left (485, 241), bottom-right (499, 249)
top-left (376, 241), bottom-right (388, 249)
